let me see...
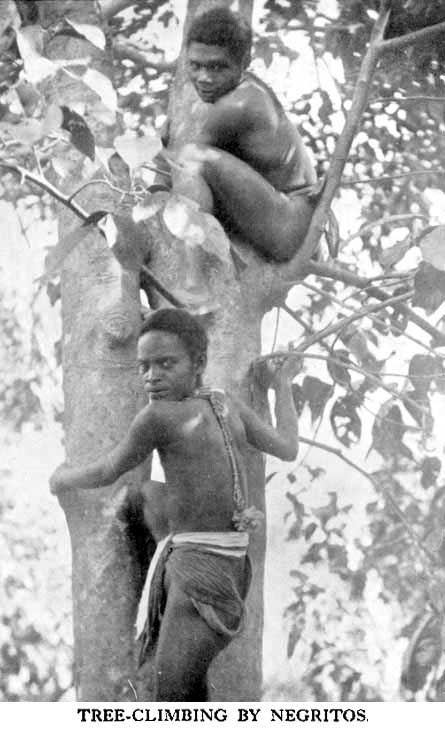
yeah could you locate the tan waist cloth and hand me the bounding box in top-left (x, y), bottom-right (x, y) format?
top-left (136, 531), bottom-right (248, 637)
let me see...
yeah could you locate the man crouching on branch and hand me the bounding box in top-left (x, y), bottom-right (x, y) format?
top-left (160, 6), bottom-right (317, 262)
top-left (50, 308), bottom-right (301, 701)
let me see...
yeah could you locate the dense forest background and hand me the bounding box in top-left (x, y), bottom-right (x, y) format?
top-left (1, 0), bottom-right (445, 700)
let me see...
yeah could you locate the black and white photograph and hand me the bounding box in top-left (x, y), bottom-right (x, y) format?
top-left (1, 0), bottom-right (445, 719)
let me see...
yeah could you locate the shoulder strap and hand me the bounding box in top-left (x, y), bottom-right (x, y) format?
top-left (195, 389), bottom-right (246, 514)
top-left (194, 389), bottom-right (264, 533)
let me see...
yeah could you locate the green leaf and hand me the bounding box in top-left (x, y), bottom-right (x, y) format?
top-left (330, 395), bottom-right (361, 447)
top-left (408, 354), bottom-right (440, 395)
top-left (379, 238), bottom-right (411, 269)
top-left (401, 614), bottom-right (441, 693)
top-left (420, 225), bottom-right (445, 271)
top-left (82, 69), bottom-right (117, 112)
top-left (403, 389), bottom-right (433, 433)
top-left (287, 620), bottom-right (304, 658)
top-left (302, 375), bottom-right (334, 423)
top-left (114, 134), bottom-right (162, 172)
top-left (66, 19), bottom-right (106, 50)
top-left (291, 382), bottom-right (305, 416)
top-left (162, 194), bottom-right (232, 267)
top-left (413, 262), bottom-right (445, 312)
top-left (61, 106), bottom-right (95, 160)
top-left (15, 26), bottom-right (57, 84)
top-left (325, 209), bottom-right (340, 258)
top-left (420, 456), bottom-right (441, 489)
top-left (370, 401), bottom-right (412, 461)
top-left (312, 493), bottom-right (338, 527)
top-left (327, 350), bottom-right (352, 387)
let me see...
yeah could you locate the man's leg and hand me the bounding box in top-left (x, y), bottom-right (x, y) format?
top-left (174, 143), bottom-right (315, 262)
top-left (154, 581), bottom-right (231, 701)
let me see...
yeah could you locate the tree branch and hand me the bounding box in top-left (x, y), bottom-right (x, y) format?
top-left (370, 95), bottom-right (445, 105)
top-left (0, 162), bottom-right (184, 307)
top-left (67, 178), bottom-right (132, 202)
top-left (259, 346), bottom-right (427, 418)
top-left (343, 213), bottom-right (428, 245)
top-left (113, 40), bottom-right (176, 73)
top-left (301, 6), bottom-right (390, 256)
top-left (306, 260), bottom-right (445, 345)
top-left (273, 2), bottom-right (390, 285)
top-left (380, 20), bottom-right (445, 54)
top-left (343, 169), bottom-right (445, 187)
top-left (300, 279), bottom-right (439, 357)
top-left (295, 291), bottom-right (412, 351)
top-left (282, 304), bottom-right (314, 335)
top-left (303, 353), bottom-right (427, 417)
top-left (0, 162), bottom-right (89, 219)
top-left (298, 436), bottom-right (436, 565)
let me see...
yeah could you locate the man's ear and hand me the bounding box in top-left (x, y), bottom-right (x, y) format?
top-left (241, 50), bottom-right (251, 69)
top-left (195, 354), bottom-right (207, 376)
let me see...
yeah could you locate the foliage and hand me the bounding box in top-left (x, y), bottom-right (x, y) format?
top-left (0, 442), bottom-right (72, 700)
top-left (1, 0), bottom-right (445, 701)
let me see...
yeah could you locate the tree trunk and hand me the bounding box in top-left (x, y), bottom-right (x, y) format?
top-left (43, 0), bottom-right (303, 701)
top-left (146, 0), bottom-right (267, 701)
top-left (39, 0), bottom-right (151, 700)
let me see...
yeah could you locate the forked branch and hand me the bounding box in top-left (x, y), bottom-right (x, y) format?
top-left (0, 162), bottom-right (183, 308)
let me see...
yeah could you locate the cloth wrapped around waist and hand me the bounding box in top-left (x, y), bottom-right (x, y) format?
top-left (137, 532), bottom-right (251, 665)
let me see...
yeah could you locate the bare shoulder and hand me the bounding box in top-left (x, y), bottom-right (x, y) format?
top-left (212, 83), bottom-right (259, 123)
top-left (132, 400), bottom-right (184, 442)
top-left (225, 391), bottom-right (250, 422)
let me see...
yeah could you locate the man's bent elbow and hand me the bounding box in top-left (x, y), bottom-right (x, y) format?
top-left (279, 442), bottom-right (299, 461)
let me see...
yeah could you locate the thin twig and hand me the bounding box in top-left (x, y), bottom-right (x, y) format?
top-left (298, 436), bottom-right (436, 565)
top-left (342, 213), bottom-right (429, 246)
top-left (302, 352), bottom-right (427, 417)
top-left (67, 178), bottom-right (133, 203)
top-left (0, 162), bottom-right (89, 219)
top-left (379, 20), bottom-right (445, 54)
top-left (141, 163), bottom-right (172, 180)
top-left (141, 266), bottom-right (184, 308)
top-left (282, 304), bottom-right (314, 335)
top-left (113, 39), bottom-right (176, 73)
top-left (301, 278), bottom-right (435, 356)
top-left (258, 346), bottom-right (428, 417)
top-left (343, 169), bottom-right (445, 187)
top-left (295, 291), bottom-right (413, 350)
top-left (370, 96), bottom-right (445, 105)
top-left (306, 260), bottom-right (445, 345)
top-left (0, 162), bottom-right (182, 308)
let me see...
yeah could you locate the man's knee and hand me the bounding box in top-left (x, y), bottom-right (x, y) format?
top-left (276, 196), bottom-right (314, 260)
top-left (176, 142), bottom-right (220, 170)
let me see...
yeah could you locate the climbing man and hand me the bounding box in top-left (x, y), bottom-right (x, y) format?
top-left (50, 307), bottom-right (301, 701)
top-left (159, 6), bottom-right (317, 263)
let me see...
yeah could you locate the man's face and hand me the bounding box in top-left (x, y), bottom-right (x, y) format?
top-left (137, 330), bottom-right (203, 402)
top-left (186, 42), bottom-right (244, 103)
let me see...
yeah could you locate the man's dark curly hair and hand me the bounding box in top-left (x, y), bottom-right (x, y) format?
top-left (186, 7), bottom-right (252, 65)
top-left (139, 308), bottom-right (208, 364)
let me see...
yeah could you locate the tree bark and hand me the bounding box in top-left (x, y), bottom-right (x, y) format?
top-left (42, 0), bottom-right (302, 701)
top-left (38, 0), bottom-right (151, 700)
top-left (146, 0), bottom-right (269, 701)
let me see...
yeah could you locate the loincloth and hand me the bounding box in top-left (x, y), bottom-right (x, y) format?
top-left (137, 532), bottom-right (251, 666)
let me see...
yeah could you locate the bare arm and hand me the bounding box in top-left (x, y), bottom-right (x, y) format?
top-left (195, 97), bottom-right (255, 148)
top-left (235, 356), bottom-right (301, 461)
top-left (50, 406), bottom-right (163, 493)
